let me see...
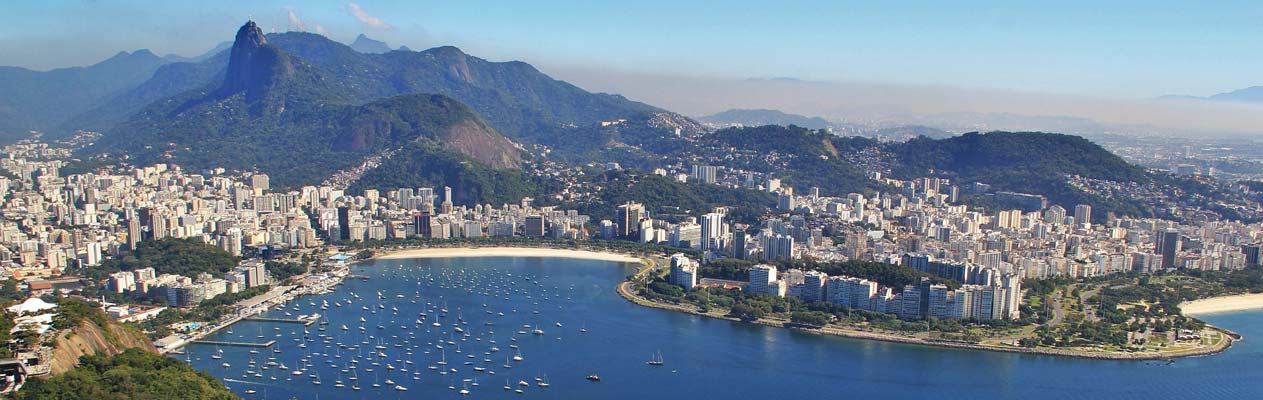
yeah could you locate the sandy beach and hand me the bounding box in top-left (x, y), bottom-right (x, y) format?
top-left (373, 246), bottom-right (645, 264)
top-left (1182, 293), bottom-right (1263, 315)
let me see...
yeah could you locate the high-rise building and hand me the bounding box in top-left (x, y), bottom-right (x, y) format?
top-left (1244, 244), bottom-right (1261, 267)
top-left (126, 212), bottom-right (141, 250)
top-left (777, 193), bottom-right (795, 211)
top-left (748, 264), bottom-right (779, 297)
top-left (1044, 205), bottom-right (1067, 225)
top-left (413, 211), bottom-right (432, 238)
top-left (615, 202), bottom-right (644, 239)
top-left (440, 186), bottom-right (453, 214)
top-left (250, 174), bottom-right (270, 192)
top-left (733, 232), bottom-right (749, 259)
top-left (337, 206), bottom-right (351, 241)
top-left (598, 220), bottom-right (616, 240)
top-left (524, 215), bottom-right (546, 237)
top-left (669, 253), bottom-right (698, 290)
top-left (761, 232), bottom-right (795, 261)
top-left (1156, 228), bottom-right (1181, 269)
top-left (1074, 204), bottom-right (1092, 227)
top-left (690, 165), bottom-right (719, 185)
top-left (233, 261), bottom-right (268, 288)
top-left (800, 271), bottom-right (827, 302)
top-left (700, 212), bottom-right (724, 251)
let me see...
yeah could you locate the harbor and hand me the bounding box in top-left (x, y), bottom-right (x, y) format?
top-left (179, 255), bottom-right (1263, 400)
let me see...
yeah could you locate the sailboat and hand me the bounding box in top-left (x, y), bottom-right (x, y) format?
top-left (647, 351), bottom-right (665, 366)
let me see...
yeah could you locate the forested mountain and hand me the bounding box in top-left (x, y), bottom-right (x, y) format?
top-left (45, 26), bottom-right (689, 164)
top-left (15, 348), bottom-right (237, 400)
top-left (86, 21), bottom-right (523, 196)
top-left (887, 131), bottom-right (1150, 184)
top-left (0, 50), bottom-right (177, 141)
top-left (884, 131), bottom-right (1156, 218)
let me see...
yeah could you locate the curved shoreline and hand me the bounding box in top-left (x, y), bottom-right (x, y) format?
top-left (356, 244), bottom-right (1234, 361)
top-left (373, 246), bottom-right (644, 264)
top-left (615, 279), bottom-right (1235, 361)
top-left (1182, 293), bottom-right (1263, 316)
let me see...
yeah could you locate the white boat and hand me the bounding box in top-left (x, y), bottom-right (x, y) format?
top-left (647, 351), bottom-right (665, 366)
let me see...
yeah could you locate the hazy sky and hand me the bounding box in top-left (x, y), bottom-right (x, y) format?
top-left (3, 0), bottom-right (1262, 99)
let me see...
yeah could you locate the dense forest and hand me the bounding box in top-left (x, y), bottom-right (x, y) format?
top-left (80, 238), bottom-right (238, 280)
top-left (15, 348), bottom-right (238, 400)
top-left (886, 131), bottom-right (1156, 221)
top-left (349, 142), bottom-right (543, 206)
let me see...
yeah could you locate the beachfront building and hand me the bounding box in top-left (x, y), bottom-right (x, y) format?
top-left (669, 253), bottom-right (699, 290)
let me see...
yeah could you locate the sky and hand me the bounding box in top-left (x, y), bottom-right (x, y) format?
top-left (3, 0), bottom-right (1261, 98)
top-left (3, 1), bottom-right (1263, 136)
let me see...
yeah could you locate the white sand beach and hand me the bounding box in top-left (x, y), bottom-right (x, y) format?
top-left (373, 247), bottom-right (644, 264)
top-left (1181, 293), bottom-right (1263, 315)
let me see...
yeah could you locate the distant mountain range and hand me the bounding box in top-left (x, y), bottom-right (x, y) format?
top-left (1163, 86), bottom-right (1263, 104)
top-left (1, 29), bottom-right (686, 149)
top-left (697, 109), bottom-right (833, 130)
top-left (0, 50), bottom-right (174, 141)
top-left (65, 21), bottom-right (702, 204)
top-left (349, 34), bottom-right (394, 54)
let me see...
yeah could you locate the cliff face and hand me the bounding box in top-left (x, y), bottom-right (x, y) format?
top-left (442, 119), bottom-right (522, 169)
top-left (49, 319), bottom-right (155, 375)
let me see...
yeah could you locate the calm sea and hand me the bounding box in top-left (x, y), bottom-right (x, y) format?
top-left (181, 256), bottom-right (1263, 399)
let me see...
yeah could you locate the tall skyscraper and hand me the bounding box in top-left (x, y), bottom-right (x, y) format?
top-left (733, 231), bottom-right (749, 259)
top-left (524, 215), bottom-right (545, 237)
top-left (413, 211), bottom-right (432, 238)
top-left (615, 202), bottom-right (644, 239)
top-left (1244, 243), bottom-right (1261, 267)
top-left (440, 186), bottom-right (453, 214)
top-left (1073, 204), bottom-right (1092, 227)
top-left (700, 212), bottom-right (724, 251)
top-left (337, 206), bottom-right (351, 241)
top-left (1156, 228), bottom-right (1181, 269)
top-left (126, 210), bottom-right (141, 250)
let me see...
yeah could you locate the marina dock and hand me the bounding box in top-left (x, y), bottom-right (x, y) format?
top-left (246, 314), bottom-right (320, 326)
top-left (192, 339), bottom-right (276, 348)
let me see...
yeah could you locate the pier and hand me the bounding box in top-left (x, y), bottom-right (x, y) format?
top-left (192, 339), bottom-right (276, 348)
top-left (246, 314), bottom-right (319, 326)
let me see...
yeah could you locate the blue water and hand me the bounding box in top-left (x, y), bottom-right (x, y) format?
top-left (182, 257), bottom-right (1263, 399)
